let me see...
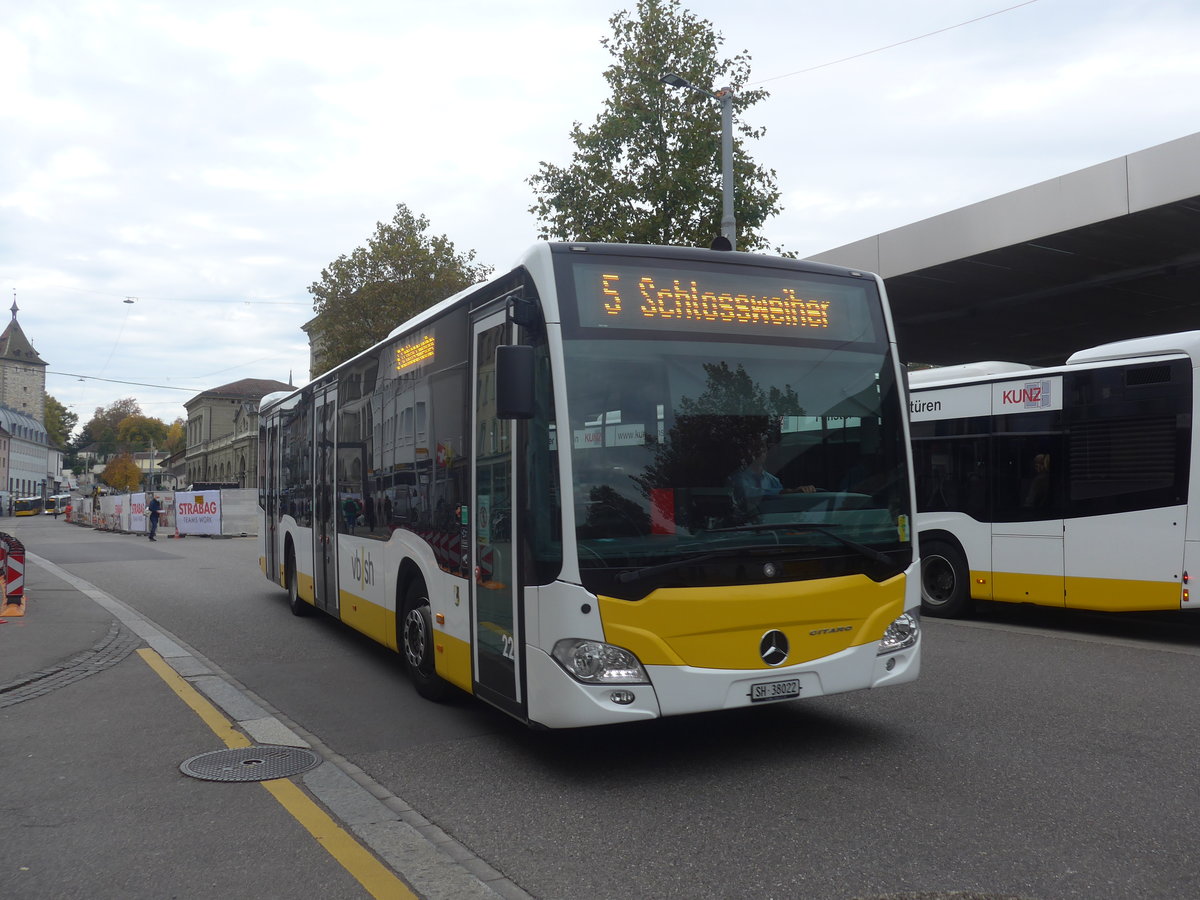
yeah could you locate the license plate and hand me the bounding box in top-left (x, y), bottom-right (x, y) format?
top-left (749, 678), bottom-right (801, 703)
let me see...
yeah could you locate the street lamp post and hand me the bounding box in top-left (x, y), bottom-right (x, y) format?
top-left (660, 72), bottom-right (735, 250)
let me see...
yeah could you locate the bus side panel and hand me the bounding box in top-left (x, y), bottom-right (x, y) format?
top-left (336, 534), bottom-right (392, 646)
top-left (1064, 506), bottom-right (1188, 611)
top-left (992, 520), bottom-right (1064, 607)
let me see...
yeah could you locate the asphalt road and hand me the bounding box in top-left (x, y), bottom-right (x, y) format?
top-left (21, 516), bottom-right (1200, 899)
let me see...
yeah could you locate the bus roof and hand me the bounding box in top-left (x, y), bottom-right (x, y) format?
top-left (262, 242), bottom-right (886, 416)
top-left (908, 361), bottom-right (1035, 386)
top-left (1065, 330), bottom-right (1200, 366)
top-left (909, 330), bottom-right (1200, 390)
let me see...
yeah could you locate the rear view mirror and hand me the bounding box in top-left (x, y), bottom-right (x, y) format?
top-left (495, 345), bottom-right (535, 419)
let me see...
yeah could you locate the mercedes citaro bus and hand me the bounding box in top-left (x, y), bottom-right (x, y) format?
top-left (259, 243), bottom-right (921, 728)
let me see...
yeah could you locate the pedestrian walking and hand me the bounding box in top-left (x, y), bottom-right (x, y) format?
top-left (147, 494), bottom-right (162, 541)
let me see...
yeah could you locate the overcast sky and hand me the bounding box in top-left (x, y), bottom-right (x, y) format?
top-left (3, 0), bottom-right (1198, 434)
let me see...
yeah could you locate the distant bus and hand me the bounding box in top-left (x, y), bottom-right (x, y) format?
top-left (44, 494), bottom-right (71, 515)
top-left (909, 330), bottom-right (1199, 617)
top-left (259, 241), bottom-right (921, 729)
top-left (14, 496), bottom-right (44, 516)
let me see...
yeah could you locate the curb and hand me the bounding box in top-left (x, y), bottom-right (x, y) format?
top-left (22, 551), bottom-right (531, 900)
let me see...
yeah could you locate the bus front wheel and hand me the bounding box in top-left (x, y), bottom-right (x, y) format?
top-left (401, 582), bottom-right (452, 701)
top-left (920, 539), bottom-right (972, 618)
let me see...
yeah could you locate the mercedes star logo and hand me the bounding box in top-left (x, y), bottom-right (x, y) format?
top-left (759, 629), bottom-right (789, 667)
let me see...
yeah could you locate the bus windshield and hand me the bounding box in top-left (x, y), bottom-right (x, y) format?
top-left (560, 259), bottom-right (912, 599)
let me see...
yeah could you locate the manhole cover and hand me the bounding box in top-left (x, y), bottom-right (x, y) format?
top-left (180, 746), bottom-right (321, 782)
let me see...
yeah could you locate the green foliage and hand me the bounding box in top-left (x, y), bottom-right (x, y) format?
top-left (76, 398), bottom-right (142, 456)
top-left (44, 394), bottom-right (78, 448)
top-left (116, 415), bottom-right (169, 450)
top-left (528, 0), bottom-right (782, 251)
top-left (307, 203), bottom-right (492, 373)
top-left (101, 453), bottom-right (142, 493)
top-left (74, 399), bottom-right (171, 457)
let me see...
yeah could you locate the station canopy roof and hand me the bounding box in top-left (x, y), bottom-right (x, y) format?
top-left (807, 132), bottom-right (1200, 368)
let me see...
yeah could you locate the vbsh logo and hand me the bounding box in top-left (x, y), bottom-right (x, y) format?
top-left (351, 549), bottom-right (375, 588)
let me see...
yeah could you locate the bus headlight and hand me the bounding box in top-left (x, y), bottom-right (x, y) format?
top-left (552, 639), bottom-right (649, 684)
top-left (877, 612), bottom-right (920, 655)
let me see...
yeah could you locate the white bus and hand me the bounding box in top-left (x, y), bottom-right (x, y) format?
top-left (910, 331), bottom-right (1199, 617)
top-left (44, 494), bottom-right (71, 515)
top-left (259, 242), bottom-right (921, 728)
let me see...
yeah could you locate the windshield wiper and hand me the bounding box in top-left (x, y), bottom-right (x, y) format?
top-left (706, 522), bottom-right (893, 566)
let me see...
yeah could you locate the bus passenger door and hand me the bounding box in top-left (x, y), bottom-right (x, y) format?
top-left (991, 435), bottom-right (1064, 607)
top-left (470, 309), bottom-right (522, 712)
top-left (314, 384), bottom-right (340, 614)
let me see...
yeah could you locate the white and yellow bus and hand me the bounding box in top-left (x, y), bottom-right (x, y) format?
top-left (259, 242), bottom-right (921, 728)
top-left (910, 330), bottom-right (1199, 617)
top-left (44, 494), bottom-right (71, 515)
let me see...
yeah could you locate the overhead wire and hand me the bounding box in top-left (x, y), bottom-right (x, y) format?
top-left (751, 0), bottom-right (1041, 86)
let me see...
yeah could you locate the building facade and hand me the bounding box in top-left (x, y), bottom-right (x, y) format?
top-left (0, 406), bottom-right (52, 501)
top-left (0, 303), bottom-right (55, 508)
top-left (0, 301), bottom-right (47, 424)
top-left (184, 378), bottom-right (292, 488)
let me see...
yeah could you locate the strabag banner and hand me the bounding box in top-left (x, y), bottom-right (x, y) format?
top-left (175, 491), bottom-right (221, 535)
top-left (131, 492), bottom-right (148, 533)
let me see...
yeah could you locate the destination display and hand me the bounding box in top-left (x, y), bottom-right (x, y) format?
top-left (571, 260), bottom-right (878, 342)
top-left (395, 334), bottom-right (435, 371)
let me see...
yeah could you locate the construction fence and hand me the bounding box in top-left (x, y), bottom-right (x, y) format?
top-left (69, 489), bottom-right (260, 538)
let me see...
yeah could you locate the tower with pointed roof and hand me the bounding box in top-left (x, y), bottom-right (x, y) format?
top-left (0, 299), bottom-right (48, 424)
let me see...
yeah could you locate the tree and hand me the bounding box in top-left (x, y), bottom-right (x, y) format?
top-left (635, 361), bottom-right (803, 511)
top-left (101, 453), bottom-right (142, 493)
top-left (76, 398), bottom-right (142, 457)
top-left (165, 419), bottom-right (186, 456)
top-left (45, 395), bottom-right (78, 448)
top-left (308, 203), bottom-right (492, 372)
top-left (528, 0), bottom-right (782, 251)
top-left (116, 415), bottom-right (169, 450)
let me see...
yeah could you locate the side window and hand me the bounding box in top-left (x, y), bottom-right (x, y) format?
top-left (912, 437), bottom-right (989, 520)
top-left (1068, 415), bottom-right (1184, 514)
top-left (337, 355), bottom-right (380, 538)
top-left (992, 434), bottom-right (1061, 521)
top-left (986, 411), bottom-right (1062, 522)
top-left (1065, 364), bottom-right (1191, 517)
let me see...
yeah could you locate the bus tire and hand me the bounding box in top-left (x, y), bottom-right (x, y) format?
top-left (920, 538), bottom-right (972, 618)
top-left (401, 581), bottom-right (452, 701)
top-left (286, 550), bottom-right (311, 617)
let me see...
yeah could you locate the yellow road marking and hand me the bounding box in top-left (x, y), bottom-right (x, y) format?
top-left (136, 649), bottom-right (417, 900)
top-left (137, 649), bottom-right (252, 749)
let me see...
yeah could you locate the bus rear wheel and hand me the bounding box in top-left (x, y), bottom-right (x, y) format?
top-left (287, 550), bottom-right (311, 617)
top-left (920, 539), bottom-right (972, 618)
top-left (401, 581), bottom-right (452, 701)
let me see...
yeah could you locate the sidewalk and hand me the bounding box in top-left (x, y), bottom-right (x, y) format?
top-left (0, 529), bottom-right (515, 900)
